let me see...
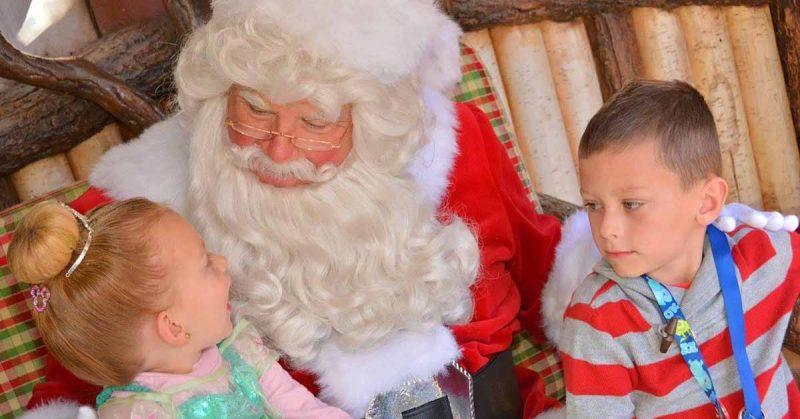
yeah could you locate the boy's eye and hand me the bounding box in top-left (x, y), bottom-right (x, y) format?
top-left (623, 201), bottom-right (643, 211)
top-left (583, 202), bottom-right (600, 212)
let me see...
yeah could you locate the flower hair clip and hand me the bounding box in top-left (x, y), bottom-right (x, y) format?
top-left (61, 204), bottom-right (93, 278)
top-left (30, 285), bottom-right (50, 313)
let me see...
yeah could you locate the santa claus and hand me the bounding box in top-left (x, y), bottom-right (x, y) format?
top-left (23, 0), bottom-right (795, 418)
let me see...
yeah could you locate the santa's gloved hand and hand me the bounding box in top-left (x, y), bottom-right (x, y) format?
top-left (713, 203), bottom-right (799, 232)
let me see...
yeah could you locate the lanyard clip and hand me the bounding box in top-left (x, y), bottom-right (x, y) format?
top-left (659, 317), bottom-right (679, 353)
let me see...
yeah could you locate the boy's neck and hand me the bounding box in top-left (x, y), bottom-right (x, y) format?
top-left (647, 230), bottom-right (706, 286)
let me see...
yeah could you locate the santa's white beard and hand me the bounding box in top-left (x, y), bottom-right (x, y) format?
top-left (187, 116), bottom-right (478, 367)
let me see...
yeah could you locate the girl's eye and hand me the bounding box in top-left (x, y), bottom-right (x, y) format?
top-left (583, 202), bottom-right (600, 212)
top-left (623, 201), bottom-right (643, 211)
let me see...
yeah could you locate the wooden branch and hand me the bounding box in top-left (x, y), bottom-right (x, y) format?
top-left (164, 0), bottom-right (198, 42)
top-left (448, 0), bottom-right (770, 31)
top-left (0, 17), bottom-right (177, 178)
top-left (538, 193), bottom-right (580, 222)
top-left (786, 299), bottom-right (800, 353)
top-left (0, 34), bottom-right (164, 131)
top-left (0, 176), bottom-right (19, 211)
top-left (771, 0), bottom-right (800, 149)
top-left (585, 12), bottom-right (644, 100)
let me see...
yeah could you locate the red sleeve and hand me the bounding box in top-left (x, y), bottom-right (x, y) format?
top-left (68, 186), bottom-right (113, 214)
top-left (26, 186), bottom-right (112, 410)
top-left (442, 103), bottom-right (562, 415)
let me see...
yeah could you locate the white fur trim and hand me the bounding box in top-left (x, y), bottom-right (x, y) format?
top-left (77, 407), bottom-right (97, 419)
top-left (535, 406), bottom-right (566, 419)
top-left (408, 89), bottom-right (459, 207)
top-left (20, 401), bottom-right (94, 419)
top-left (541, 210), bottom-right (600, 348)
top-left (89, 114), bottom-right (190, 216)
top-left (306, 326), bottom-right (460, 418)
top-left (211, 0), bottom-right (462, 90)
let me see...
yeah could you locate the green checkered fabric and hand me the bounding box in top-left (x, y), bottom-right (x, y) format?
top-left (453, 43), bottom-right (543, 213)
top-left (454, 44), bottom-right (563, 402)
top-left (512, 330), bottom-right (567, 402)
top-left (0, 182), bottom-right (89, 419)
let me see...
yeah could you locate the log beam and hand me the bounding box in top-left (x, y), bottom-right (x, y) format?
top-left (0, 17), bottom-right (177, 178)
top-left (771, 0), bottom-right (800, 148)
top-left (446, 0), bottom-right (770, 31)
top-left (585, 12), bottom-right (644, 100)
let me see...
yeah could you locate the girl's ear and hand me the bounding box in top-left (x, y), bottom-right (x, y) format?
top-left (697, 176), bottom-right (729, 226)
top-left (156, 311), bottom-right (191, 346)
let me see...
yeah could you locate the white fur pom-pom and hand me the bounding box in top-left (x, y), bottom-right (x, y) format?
top-left (765, 211), bottom-right (785, 231)
top-left (712, 215), bottom-right (737, 233)
top-left (720, 203), bottom-right (769, 230)
top-left (784, 215), bottom-right (799, 232)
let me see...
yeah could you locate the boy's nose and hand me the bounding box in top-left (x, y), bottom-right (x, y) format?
top-left (599, 214), bottom-right (622, 240)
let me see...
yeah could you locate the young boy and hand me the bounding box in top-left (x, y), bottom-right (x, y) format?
top-left (561, 79), bottom-right (800, 417)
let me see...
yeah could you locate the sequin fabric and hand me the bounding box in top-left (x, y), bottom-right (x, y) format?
top-left (96, 321), bottom-right (283, 418)
top-left (364, 363), bottom-right (473, 419)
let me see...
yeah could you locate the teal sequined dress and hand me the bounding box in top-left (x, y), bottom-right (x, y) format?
top-left (96, 321), bottom-right (284, 418)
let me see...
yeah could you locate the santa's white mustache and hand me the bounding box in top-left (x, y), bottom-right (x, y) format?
top-left (227, 144), bottom-right (338, 183)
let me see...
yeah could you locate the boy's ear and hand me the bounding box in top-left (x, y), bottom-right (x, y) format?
top-left (697, 176), bottom-right (728, 225)
top-left (156, 312), bottom-right (190, 347)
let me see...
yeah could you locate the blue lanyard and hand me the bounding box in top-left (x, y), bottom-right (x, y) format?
top-left (708, 225), bottom-right (764, 419)
top-left (644, 276), bottom-right (726, 418)
top-left (643, 226), bottom-right (764, 419)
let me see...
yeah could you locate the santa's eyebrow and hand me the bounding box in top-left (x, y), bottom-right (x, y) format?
top-left (237, 89), bottom-right (270, 109)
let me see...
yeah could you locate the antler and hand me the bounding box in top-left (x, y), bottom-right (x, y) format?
top-left (0, 33), bottom-right (164, 131)
top-left (164, 0), bottom-right (199, 43)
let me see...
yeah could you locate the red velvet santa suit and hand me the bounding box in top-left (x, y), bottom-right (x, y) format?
top-left (26, 103), bottom-right (562, 417)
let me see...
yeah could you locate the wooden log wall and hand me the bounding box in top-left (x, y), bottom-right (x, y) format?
top-left (459, 3), bottom-right (800, 211)
top-left (1, 1), bottom-right (799, 213)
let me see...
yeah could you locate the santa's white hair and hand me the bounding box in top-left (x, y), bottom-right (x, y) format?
top-left (174, 11), bottom-right (479, 365)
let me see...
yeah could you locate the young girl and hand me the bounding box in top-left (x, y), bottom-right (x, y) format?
top-left (8, 199), bottom-right (350, 418)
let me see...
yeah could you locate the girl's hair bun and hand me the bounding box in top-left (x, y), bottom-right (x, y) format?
top-left (8, 202), bottom-right (80, 284)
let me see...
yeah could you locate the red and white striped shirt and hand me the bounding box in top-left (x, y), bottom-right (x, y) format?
top-left (561, 227), bottom-right (800, 418)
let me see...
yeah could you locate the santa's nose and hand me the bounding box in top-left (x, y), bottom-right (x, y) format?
top-left (262, 135), bottom-right (298, 164)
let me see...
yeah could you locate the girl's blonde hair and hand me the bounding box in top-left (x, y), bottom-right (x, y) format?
top-left (8, 199), bottom-right (170, 386)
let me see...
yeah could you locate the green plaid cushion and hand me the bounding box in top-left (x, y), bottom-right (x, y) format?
top-left (454, 43), bottom-right (563, 402)
top-left (453, 43), bottom-right (543, 214)
top-left (0, 181), bottom-right (89, 419)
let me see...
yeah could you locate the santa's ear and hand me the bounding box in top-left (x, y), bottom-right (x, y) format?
top-left (156, 312), bottom-right (191, 346)
top-left (697, 176), bottom-right (728, 226)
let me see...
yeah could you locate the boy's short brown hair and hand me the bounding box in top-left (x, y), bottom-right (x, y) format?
top-left (578, 79), bottom-right (722, 188)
